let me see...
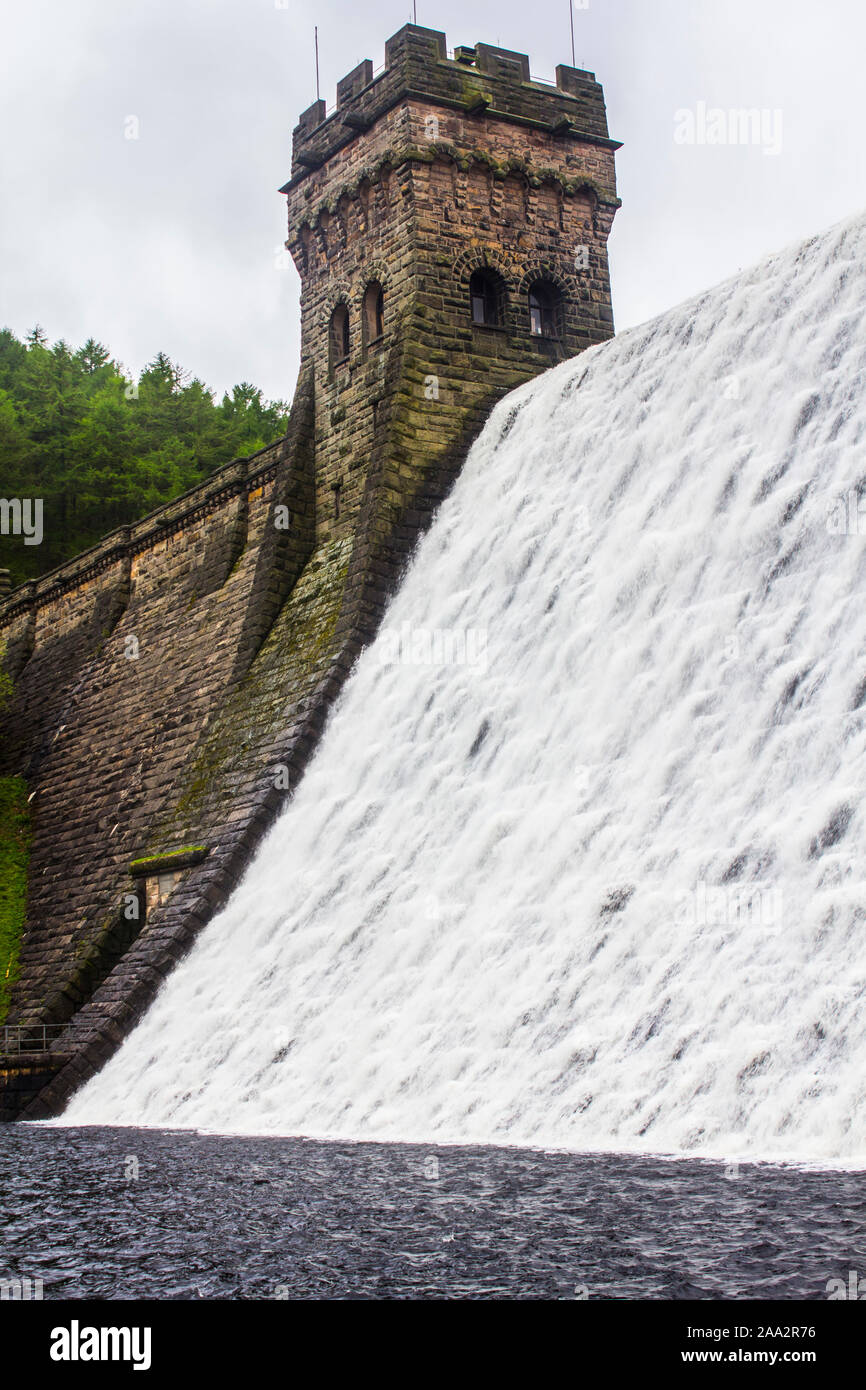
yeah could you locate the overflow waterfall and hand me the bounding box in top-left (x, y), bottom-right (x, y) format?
top-left (65, 214), bottom-right (866, 1162)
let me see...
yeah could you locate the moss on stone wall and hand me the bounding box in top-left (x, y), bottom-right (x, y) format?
top-left (129, 847), bottom-right (207, 874)
top-left (0, 776), bottom-right (30, 1023)
top-left (294, 144), bottom-right (618, 235)
top-left (148, 539), bottom-right (352, 852)
top-left (0, 637), bottom-right (13, 721)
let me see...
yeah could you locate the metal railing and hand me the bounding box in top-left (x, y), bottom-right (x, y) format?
top-left (0, 1025), bottom-right (66, 1056)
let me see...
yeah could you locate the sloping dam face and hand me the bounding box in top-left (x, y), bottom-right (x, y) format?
top-left (63, 213), bottom-right (866, 1163)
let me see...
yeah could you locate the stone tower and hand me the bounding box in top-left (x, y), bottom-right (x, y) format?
top-left (282, 22), bottom-right (620, 552)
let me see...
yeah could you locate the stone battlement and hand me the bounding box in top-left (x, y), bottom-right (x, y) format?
top-left (286, 24), bottom-right (618, 184)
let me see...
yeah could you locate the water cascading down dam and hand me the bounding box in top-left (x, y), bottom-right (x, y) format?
top-left (63, 210), bottom-right (866, 1163)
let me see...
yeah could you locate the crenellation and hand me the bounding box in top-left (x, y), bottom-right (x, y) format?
top-left (287, 25), bottom-right (617, 186)
top-left (474, 42), bottom-right (531, 83)
top-left (337, 58), bottom-right (375, 108)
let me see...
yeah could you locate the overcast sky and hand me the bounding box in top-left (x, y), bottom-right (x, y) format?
top-left (1, 0), bottom-right (864, 404)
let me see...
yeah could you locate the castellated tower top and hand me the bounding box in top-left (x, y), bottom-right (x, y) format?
top-left (283, 24), bottom-right (620, 186)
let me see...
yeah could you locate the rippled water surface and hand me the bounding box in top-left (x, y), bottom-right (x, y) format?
top-left (1, 1126), bottom-right (863, 1299)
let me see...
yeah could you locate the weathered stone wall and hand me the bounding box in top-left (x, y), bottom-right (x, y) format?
top-left (0, 430), bottom-right (295, 1022)
top-left (0, 23), bottom-right (619, 1118)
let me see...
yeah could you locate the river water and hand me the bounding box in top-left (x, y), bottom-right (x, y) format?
top-left (2, 1125), bottom-right (862, 1300)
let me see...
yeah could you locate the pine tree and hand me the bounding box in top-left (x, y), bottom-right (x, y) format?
top-left (75, 338), bottom-right (112, 377)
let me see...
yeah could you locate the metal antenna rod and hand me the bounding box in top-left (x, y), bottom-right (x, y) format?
top-left (569, 0), bottom-right (576, 66)
top-left (413, 3), bottom-right (417, 23)
top-left (315, 25), bottom-right (320, 101)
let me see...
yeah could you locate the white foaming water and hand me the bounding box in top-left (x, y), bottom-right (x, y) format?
top-left (64, 214), bottom-right (866, 1162)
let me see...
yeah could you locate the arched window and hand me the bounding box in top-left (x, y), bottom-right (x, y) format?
top-left (528, 280), bottom-right (562, 339)
top-left (330, 303), bottom-right (350, 369)
top-left (363, 282), bottom-right (385, 345)
top-left (470, 270), bottom-right (504, 327)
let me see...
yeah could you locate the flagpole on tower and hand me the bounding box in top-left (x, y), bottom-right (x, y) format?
top-left (569, 0), bottom-right (576, 66)
top-left (315, 25), bottom-right (320, 101)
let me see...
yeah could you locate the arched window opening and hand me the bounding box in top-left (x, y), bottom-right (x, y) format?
top-left (528, 281), bottom-right (562, 339)
top-left (363, 282), bottom-right (385, 345)
top-left (330, 303), bottom-right (350, 369)
top-left (470, 270), bottom-right (503, 328)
